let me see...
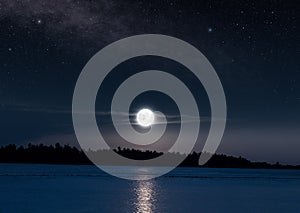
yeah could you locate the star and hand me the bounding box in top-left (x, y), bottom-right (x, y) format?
top-left (37, 19), bottom-right (42, 25)
top-left (208, 27), bottom-right (213, 33)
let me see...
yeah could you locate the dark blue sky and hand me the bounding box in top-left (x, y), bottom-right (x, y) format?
top-left (0, 0), bottom-right (299, 164)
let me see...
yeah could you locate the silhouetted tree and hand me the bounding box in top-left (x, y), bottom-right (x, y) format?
top-left (0, 144), bottom-right (299, 169)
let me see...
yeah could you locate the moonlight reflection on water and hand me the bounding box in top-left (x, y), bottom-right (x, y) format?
top-left (133, 181), bottom-right (157, 213)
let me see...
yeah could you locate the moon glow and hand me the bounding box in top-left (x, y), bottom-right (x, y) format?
top-left (136, 108), bottom-right (155, 127)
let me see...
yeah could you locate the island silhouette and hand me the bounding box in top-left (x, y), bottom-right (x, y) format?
top-left (0, 143), bottom-right (299, 169)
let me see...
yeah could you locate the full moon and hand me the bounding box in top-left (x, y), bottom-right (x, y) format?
top-left (136, 108), bottom-right (155, 127)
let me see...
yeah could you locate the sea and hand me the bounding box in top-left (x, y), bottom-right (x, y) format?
top-left (0, 164), bottom-right (299, 212)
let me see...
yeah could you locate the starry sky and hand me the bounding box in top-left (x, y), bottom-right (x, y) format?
top-left (0, 0), bottom-right (299, 164)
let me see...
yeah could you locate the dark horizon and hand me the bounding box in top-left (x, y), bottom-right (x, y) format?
top-left (1, 143), bottom-right (299, 169)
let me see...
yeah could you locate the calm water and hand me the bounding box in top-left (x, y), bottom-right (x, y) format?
top-left (0, 164), bottom-right (300, 212)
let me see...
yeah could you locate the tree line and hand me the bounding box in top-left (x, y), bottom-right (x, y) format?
top-left (0, 143), bottom-right (299, 169)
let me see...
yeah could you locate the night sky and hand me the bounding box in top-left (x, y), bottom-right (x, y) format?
top-left (0, 0), bottom-right (299, 164)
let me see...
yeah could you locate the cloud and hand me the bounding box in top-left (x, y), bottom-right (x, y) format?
top-left (0, 103), bottom-right (207, 119)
